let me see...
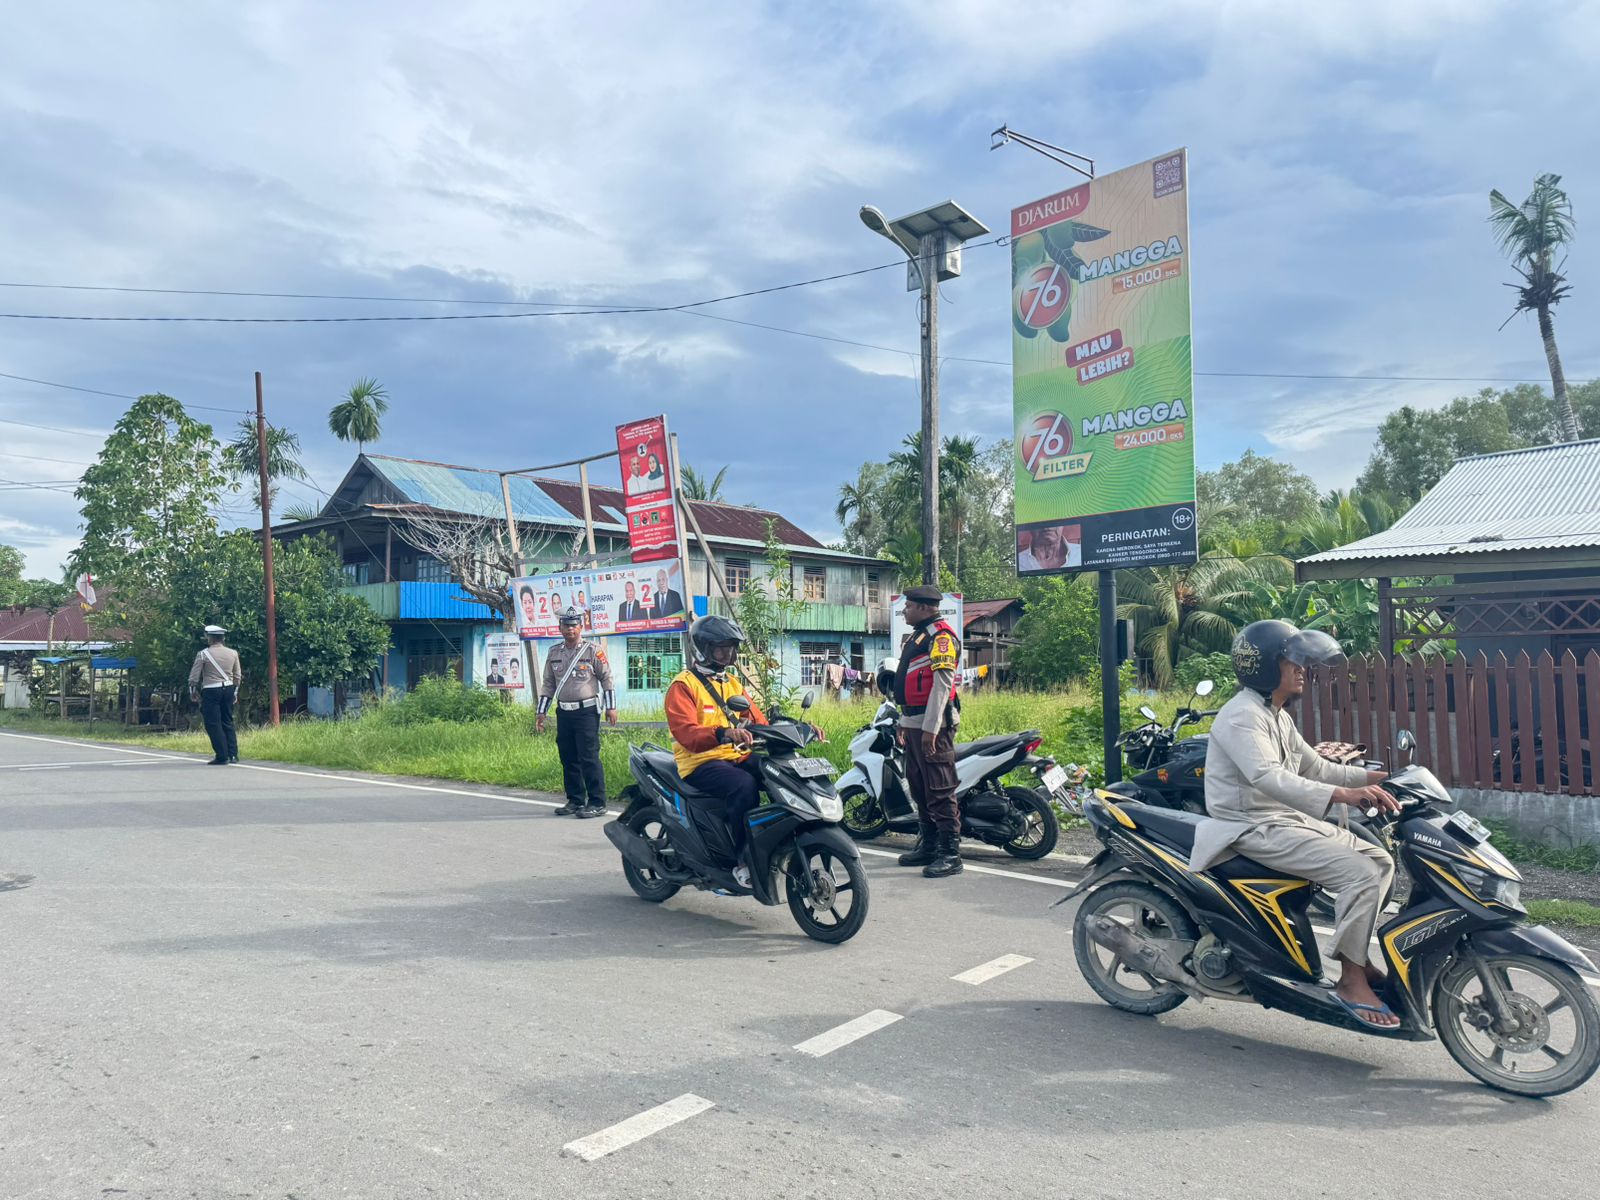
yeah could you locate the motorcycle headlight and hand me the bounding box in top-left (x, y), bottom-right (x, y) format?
top-left (814, 791), bottom-right (843, 822)
top-left (1456, 864), bottom-right (1522, 908)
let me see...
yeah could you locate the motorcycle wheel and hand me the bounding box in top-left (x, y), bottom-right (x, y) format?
top-left (1434, 951), bottom-right (1600, 1097)
top-left (840, 786), bottom-right (890, 840)
top-left (1001, 786), bottom-right (1060, 859)
top-left (1073, 881), bottom-right (1195, 1016)
top-left (786, 846), bottom-right (869, 944)
top-left (621, 806), bottom-right (681, 904)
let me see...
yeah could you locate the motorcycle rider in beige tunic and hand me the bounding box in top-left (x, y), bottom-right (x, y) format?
top-left (1189, 621), bottom-right (1402, 1028)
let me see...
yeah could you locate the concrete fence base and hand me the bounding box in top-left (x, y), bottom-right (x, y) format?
top-left (1454, 788), bottom-right (1600, 851)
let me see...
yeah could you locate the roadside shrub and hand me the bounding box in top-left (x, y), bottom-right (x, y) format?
top-left (1175, 652), bottom-right (1236, 699)
top-left (373, 675), bottom-right (507, 726)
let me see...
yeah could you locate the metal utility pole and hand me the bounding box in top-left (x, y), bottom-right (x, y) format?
top-left (255, 371), bottom-right (281, 726)
top-left (917, 234), bottom-right (940, 586)
top-left (859, 200), bottom-right (989, 588)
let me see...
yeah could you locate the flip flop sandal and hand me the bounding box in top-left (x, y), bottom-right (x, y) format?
top-left (1336, 994), bottom-right (1401, 1029)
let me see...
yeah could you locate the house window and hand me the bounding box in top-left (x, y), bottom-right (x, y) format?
top-left (799, 641), bottom-right (838, 687)
top-left (724, 557), bottom-right (751, 595)
top-left (867, 572), bottom-right (881, 606)
top-left (342, 560), bottom-right (371, 585)
top-left (627, 636), bottom-right (683, 692)
top-left (803, 566), bottom-right (827, 602)
top-left (415, 554), bottom-right (451, 583)
top-left (405, 636), bottom-right (463, 689)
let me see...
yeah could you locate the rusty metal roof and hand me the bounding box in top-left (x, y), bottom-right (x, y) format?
top-left (1298, 439), bottom-right (1600, 578)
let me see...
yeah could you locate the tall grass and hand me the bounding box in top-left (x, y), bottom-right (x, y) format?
top-left (0, 685), bottom-right (1179, 798)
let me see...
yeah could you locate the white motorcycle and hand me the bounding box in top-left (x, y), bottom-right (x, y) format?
top-left (837, 700), bottom-right (1069, 859)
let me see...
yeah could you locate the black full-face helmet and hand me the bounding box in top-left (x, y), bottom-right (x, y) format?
top-left (875, 657), bottom-right (899, 697)
top-left (1231, 620), bottom-right (1346, 694)
top-left (689, 614), bottom-right (745, 674)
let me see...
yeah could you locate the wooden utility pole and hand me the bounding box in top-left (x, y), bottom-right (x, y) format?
top-left (256, 372), bottom-right (281, 726)
top-left (918, 232), bottom-right (940, 586)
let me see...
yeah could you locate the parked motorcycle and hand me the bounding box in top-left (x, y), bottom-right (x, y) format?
top-left (836, 700), bottom-right (1063, 859)
top-left (604, 692), bottom-right (869, 944)
top-left (1105, 679), bottom-right (1219, 815)
top-left (1066, 731), bottom-right (1600, 1097)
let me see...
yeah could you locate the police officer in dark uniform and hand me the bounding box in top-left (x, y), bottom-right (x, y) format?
top-left (892, 584), bottom-right (964, 877)
top-left (536, 607), bottom-right (618, 817)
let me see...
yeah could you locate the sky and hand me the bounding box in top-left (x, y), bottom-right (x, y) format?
top-left (1, 0), bottom-right (1597, 576)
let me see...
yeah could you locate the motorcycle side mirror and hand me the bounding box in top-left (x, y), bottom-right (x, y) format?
top-left (1194, 679), bottom-right (1214, 698)
top-left (1396, 728), bottom-right (1416, 765)
top-left (801, 689), bottom-right (816, 711)
top-left (1140, 705), bottom-right (1159, 722)
top-left (727, 695), bottom-right (752, 714)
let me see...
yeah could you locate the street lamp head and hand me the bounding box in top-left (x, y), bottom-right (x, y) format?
top-left (859, 205), bottom-right (892, 237)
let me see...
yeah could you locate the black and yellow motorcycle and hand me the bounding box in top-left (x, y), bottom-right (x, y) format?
top-left (1066, 735), bottom-right (1600, 1097)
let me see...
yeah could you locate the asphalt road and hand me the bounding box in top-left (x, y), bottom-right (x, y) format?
top-left (3, 727), bottom-right (1597, 1199)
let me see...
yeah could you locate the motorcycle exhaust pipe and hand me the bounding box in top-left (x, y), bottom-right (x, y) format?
top-left (604, 820), bottom-right (667, 875)
top-left (1083, 914), bottom-right (1190, 985)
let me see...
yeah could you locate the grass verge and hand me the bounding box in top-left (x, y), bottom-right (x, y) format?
top-left (1483, 820), bottom-right (1600, 875)
top-left (1524, 899), bottom-right (1600, 928)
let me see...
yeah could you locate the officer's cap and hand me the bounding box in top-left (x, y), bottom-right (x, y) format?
top-left (903, 585), bottom-right (943, 606)
top-left (557, 607), bottom-right (584, 626)
top-left (203, 624), bottom-right (228, 636)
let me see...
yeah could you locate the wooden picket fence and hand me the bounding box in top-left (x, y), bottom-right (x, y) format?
top-left (1298, 651), bottom-right (1599, 796)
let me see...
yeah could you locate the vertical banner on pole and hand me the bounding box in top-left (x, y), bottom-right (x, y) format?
top-left (1011, 150), bottom-right (1197, 575)
top-left (615, 416), bottom-right (680, 563)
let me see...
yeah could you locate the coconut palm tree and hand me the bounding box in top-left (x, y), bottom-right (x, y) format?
top-left (939, 434), bottom-right (980, 581)
top-left (835, 465), bottom-right (882, 553)
top-left (220, 419), bottom-right (308, 511)
top-left (1118, 555), bottom-right (1291, 688)
top-left (328, 377), bottom-right (389, 452)
top-left (1489, 175), bottom-right (1579, 440)
top-left (680, 464), bottom-right (729, 502)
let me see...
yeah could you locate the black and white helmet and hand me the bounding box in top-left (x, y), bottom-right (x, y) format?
top-left (689, 614), bottom-right (745, 674)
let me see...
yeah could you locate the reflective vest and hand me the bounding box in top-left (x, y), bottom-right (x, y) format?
top-left (668, 668), bottom-right (754, 777)
top-left (894, 619), bottom-right (960, 716)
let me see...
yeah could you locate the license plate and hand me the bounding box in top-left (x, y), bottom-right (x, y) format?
top-left (792, 757), bottom-right (836, 779)
top-left (1042, 765), bottom-right (1068, 792)
top-left (1447, 810), bottom-right (1490, 843)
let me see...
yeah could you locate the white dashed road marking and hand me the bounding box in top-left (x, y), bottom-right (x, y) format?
top-left (561, 1093), bottom-right (716, 1162)
top-left (952, 954), bottom-right (1034, 985)
top-left (793, 1009), bottom-right (904, 1058)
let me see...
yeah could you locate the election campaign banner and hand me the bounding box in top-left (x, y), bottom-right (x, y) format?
top-left (483, 632), bottom-right (525, 690)
top-left (511, 558), bottom-right (689, 640)
top-left (1011, 149), bottom-right (1197, 573)
top-left (615, 415), bottom-right (681, 563)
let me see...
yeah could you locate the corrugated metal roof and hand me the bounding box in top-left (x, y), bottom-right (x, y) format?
top-left (1301, 439), bottom-right (1600, 566)
top-left (365, 455), bottom-right (577, 525)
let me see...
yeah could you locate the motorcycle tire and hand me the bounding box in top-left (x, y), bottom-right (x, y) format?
top-left (621, 805), bottom-right (681, 904)
top-left (1001, 786), bottom-right (1060, 860)
top-left (1433, 951), bottom-right (1600, 1097)
top-left (786, 845), bottom-right (870, 944)
top-left (840, 786), bottom-right (890, 841)
top-left (1073, 880), bottom-right (1196, 1016)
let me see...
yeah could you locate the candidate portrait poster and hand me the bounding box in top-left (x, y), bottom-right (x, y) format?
top-left (511, 558), bottom-right (689, 640)
top-left (615, 415), bottom-right (681, 562)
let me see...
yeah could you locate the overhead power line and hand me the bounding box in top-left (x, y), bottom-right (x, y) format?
top-left (0, 370), bottom-right (246, 414)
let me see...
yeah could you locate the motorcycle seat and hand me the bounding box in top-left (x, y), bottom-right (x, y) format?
top-left (640, 750), bottom-right (717, 799)
top-left (1121, 801), bottom-right (1203, 851)
top-left (954, 732), bottom-right (1036, 760)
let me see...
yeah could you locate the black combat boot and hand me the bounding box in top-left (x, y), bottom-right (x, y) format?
top-left (898, 823), bottom-right (939, 866)
top-left (922, 831), bottom-right (963, 878)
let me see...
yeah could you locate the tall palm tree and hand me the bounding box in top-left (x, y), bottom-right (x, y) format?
top-left (328, 377), bottom-right (389, 453)
top-left (939, 434), bottom-right (980, 581)
top-left (680, 464), bottom-right (729, 501)
top-left (220, 418), bottom-right (308, 511)
top-left (1490, 175), bottom-right (1579, 440)
top-left (835, 465), bottom-right (881, 553)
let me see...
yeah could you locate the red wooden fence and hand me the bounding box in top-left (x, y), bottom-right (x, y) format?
top-left (1299, 651), bottom-right (1600, 796)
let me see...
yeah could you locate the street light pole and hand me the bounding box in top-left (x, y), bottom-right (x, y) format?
top-left (859, 201), bottom-right (988, 589)
top-left (917, 233), bottom-right (940, 586)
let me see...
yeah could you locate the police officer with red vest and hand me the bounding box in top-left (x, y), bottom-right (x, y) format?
top-left (892, 584), bottom-right (964, 877)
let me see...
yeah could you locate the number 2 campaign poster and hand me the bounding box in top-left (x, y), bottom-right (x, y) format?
top-left (1011, 149), bottom-right (1196, 574)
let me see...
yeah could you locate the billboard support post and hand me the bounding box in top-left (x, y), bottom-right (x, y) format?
top-left (1098, 570), bottom-right (1121, 784)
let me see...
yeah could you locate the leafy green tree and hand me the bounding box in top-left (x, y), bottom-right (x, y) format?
top-left (1010, 576), bottom-right (1099, 687)
top-left (1118, 555), bottom-right (1291, 688)
top-left (127, 531), bottom-right (389, 716)
top-left (71, 394), bottom-right (227, 601)
top-left (733, 521), bottom-right (808, 713)
top-left (0, 543), bottom-right (26, 606)
top-left (1489, 174), bottom-right (1578, 440)
top-left (328, 377), bottom-right (388, 452)
top-left (220, 418), bottom-right (308, 510)
top-left (1197, 449), bottom-right (1319, 551)
top-left (680, 464), bottom-right (729, 502)
top-left (1357, 391), bottom-right (1525, 504)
